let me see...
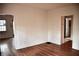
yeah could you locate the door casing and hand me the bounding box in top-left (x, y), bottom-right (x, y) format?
top-left (61, 15), bottom-right (73, 44)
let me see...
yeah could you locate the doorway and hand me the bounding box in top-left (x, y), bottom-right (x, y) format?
top-left (61, 15), bottom-right (73, 44)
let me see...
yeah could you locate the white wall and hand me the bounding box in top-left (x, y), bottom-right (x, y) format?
top-left (2, 4), bottom-right (48, 49)
top-left (1, 4), bottom-right (79, 50)
top-left (48, 5), bottom-right (79, 50)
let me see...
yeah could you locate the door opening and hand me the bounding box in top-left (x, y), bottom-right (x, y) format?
top-left (61, 15), bottom-right (73, 44)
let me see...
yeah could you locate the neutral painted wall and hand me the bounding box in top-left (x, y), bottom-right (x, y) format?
top-left (0, 4), bottom-right (3, 13)
top-left (1, 4), bottom-right (79, 50)
top-left (1, 4), bottom-right (48, 49)
top-left (48, 5), bottom-right (79, 50)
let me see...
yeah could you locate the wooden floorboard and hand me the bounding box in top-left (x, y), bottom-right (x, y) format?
top-left (17, 41), bottom-right (79, 56)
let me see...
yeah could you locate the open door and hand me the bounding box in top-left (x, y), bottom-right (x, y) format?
top-left (61, 15), bottom-right (73, 44)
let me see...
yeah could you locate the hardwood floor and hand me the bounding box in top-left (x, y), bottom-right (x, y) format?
top-left (17, 41), bottom-right (79, 56)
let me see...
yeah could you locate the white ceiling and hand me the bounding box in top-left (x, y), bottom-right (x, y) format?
top-left (25, 3), bottom-right (77, 10)
top-left (2, 3), bottom-right (78, 10)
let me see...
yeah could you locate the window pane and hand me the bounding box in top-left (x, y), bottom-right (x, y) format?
top-left (0, 20), bottom-right (6, 31)
top-left (0, 20), bottom-right (6, 26)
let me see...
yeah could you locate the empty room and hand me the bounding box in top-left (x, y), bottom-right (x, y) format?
top-left (0, 3), bottom-right (79, 56)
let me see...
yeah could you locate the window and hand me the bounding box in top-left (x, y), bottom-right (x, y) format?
top-left (0, 20), bottom-right (7, 31)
